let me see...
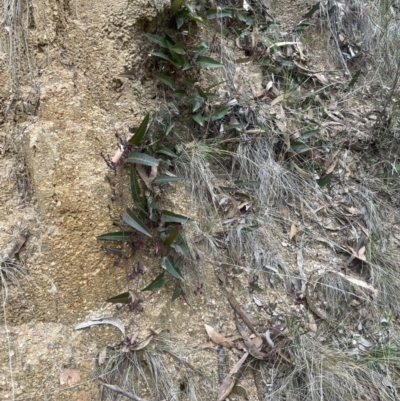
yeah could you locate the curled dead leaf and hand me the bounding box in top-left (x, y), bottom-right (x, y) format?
top-left (289, 223), bottom-right (298, 241)
top-left (204, 324), bottom-right (233, 348)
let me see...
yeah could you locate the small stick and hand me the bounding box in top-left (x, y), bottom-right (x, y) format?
top-left (97, 379), bottom-right (150, 401)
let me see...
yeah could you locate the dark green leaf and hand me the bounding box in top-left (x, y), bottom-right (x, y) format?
top-left (191, 42), bottom-right (208, 57)
top-left (187, 96), bottom-right (204, 112)
top-left (196, 56), bottom-right (222, 68)
top-left (212, 106), bottom-right (230, 121)
top-left (106, 292), bottom-right (131, 304)
top-left (170, 231), bottom-right (189, 257)
top-left (147, 196), bottom-right (159, 222)
top-left (250, 283), bottom-right (263, 292)
top-left (182, 78), bottom-right (196, 87)
top-left (126, 152), bottom-right (159, 166)
top-left (152, 175), bottom-right (183, 185)
top-left (161, 210), bottom-right (192, 224)
top-left (97, 232), bottom-right (134, 242)
top-left (145, 33), bottom-right (168, 48)
top-left (206, 80), bottom-right (227, 91)
top-left (156, 147), bottom-right (178, 158)
top-left (302, 2), bottom-right (320, 18)
top-left (122, 208), bottom-right (152, 237)
top-left (176, 11), bottom-right (186, 29)
top-left (172, 285), bottom-right (182, 301)
top-left (195, 85), bottom-right (207, 99)
top-left (348, 70), bottom-right (361, 88)
top-left (130, 165), bottom-right (146, 213)
top-left (290, 140), bottom-right (310, 153)
top-left (119, 73), bottom-right (136, 79)
top-left (192, 114), bottom-right (205, 126)
top-left (317, 172), bottom-right (333, 187)
top-left (151, 51), bottom-right (173, 63)
top-left (129, 114), bottom-right (150, 145)
top-left (168, 101), bottom-right (180, 114)
top-left (241, 224), bottom-right (259, 233)
top-left (233, 180), bottom-right (260, 187)
top-left (182, 59), bottom-right (192, 71)
top-left (172, 89), bottom-right (186, 98)
top-left (300, 129), bottom-right (319, 139)
top-left (155, 73), bottom-right (175, 89)
top-left (141, 272), bottom-right (166, 291)
top-left (163, 226), bottom-right (180, 247)
top-left (168, 42), bottom-right (186, 55)
top-left (170, 0), bottom-right (184, 14)
top-left (204, 92), bottom-right (219, 100)
top-left (206, 8), bottom-right (232, 19)
top-left (160, 256), bottom-right (184, 280)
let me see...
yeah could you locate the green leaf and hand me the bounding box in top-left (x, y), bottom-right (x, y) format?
top-left (151, 51), bottom-right (173, 63)
top-left (141, 273), bottom-right (166, 291)
top-left (172, 285), bottom-right (182, 301)
top-left (348, 70), bottom-right (361, 88)
top-left (168, 42), bottom-right (186, 55)
top-left (119, 73), bottom-right (136, 79)
top-left (233, 180), bottom-right (260, 187)
top-left (241, 224), bottom-right (259, 233)
top-left (192, 114), bottom-right (205, 126)
top-left (152, 175), bottom-right (183, 185)
top-left (171, 231), bottom-right (189, 258)
top-left (155, 73), bottom-right (175, 89)
top-left (161, 210), bottom-right (192, 224)
top-left (250, 283), bottom-right (263, 292)
top-left (129, 113), bottom-right (150, 145)
top-left (147, 196), bottom-right (159, 222)
top-left (126, 152), bottom-right (159, 166)
top-left (187, 95), bottom-right (204, 112)
top-left (172, 89), bottom-right (186, 98)
top-left (206, 80), bottom-right (227, 91)
top-left (206, 8), bottom-right (232, 19)
top-left (168, 101), bottom-right (180, 114)
top-left (106, 292), bottom-right (131, 304)
top-left (122, 208), bottom-right (152, 237)
top-left (301, 129), bottom-right (319, 139)
top-left (145, 33), bottom-right (168, 48)
top-left (97, 232), bottom-right (134, 242)
top-left (160, 256), bottom-right (184, 280)
top-left (156, 147), bottom-right (178, 158)
top-left (211, 106), bottom-right (230, 121)
top-left (290, 140), bottom-right (310, 153)
top-left (303, 2), bottom-right (320, 18)
top-left (170, 0), bottom-right (184, 14)
top-left (176, 11), bottom-right (186, 29)
top-left (191, 42), bottom-right (208, 58)
top-left (130, 165), bottom-right (145, 213)
top-left (182, 78), bottom-right (196, 88)
top-left (196, 56), bottom-right (222, 68)
top-left (317, 172), bottom-right (333, 187)
top-left (163, 226), bottom-right (180, 247)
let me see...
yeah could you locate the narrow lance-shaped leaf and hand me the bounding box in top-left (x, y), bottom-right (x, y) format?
top-left (122, 208), bottom-right (152, 237)
top-left (129, 114), bottom-right (150, 145)
top-left (97, 232), bottom-right (134, 242)
top-left (302, 2), bottom-right (320, 18)
top-left (141, 272), bottom-right (166, 291)
top-left (152, 175), bottom-right (183, 185)
top-left (156, 147), bottom-right (178, 158)
top-left (145, 33), bottom-right (168, 48)
top-left (170, 0), bottom-right (184, 14)
top-left (290, 140), bottom-right (310, 153)
top-left (106, 292), bottom-right (131, 304)
top-left (155, 73), bottom-right (175, 90)
top-left (130, 165), bottom-right (145, 212)
top-left (196, 56), bottom-right (222, 68)
top-left (160, 256), bottom-right (184, 280)
top-left (212, 106), bottom-right (230, 121)
top-left (170, 231), bottom-right (189, 258)
top-left (126, 152), bottom-right (159, 166)
top-left (163, 226), bottom-right (180, 247)
top-left (161, 210), bottom-right (192, 224)
top-left (172, 285), bottom-right (182, 301)
top-left (317, 172), bottom-right (333, 187)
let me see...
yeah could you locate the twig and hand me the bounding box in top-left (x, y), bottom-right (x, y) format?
top-left (97, 379), bottom-right (150, 401)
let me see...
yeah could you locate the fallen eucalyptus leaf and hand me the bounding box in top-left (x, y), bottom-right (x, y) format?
top-left (74, 317), bottom-right (125, 337)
